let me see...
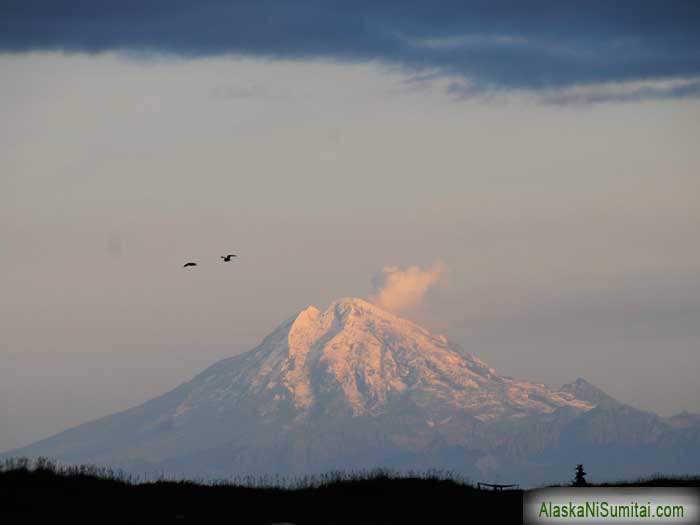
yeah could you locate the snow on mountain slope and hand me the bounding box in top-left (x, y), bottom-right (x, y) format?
top-left (173, 297), bottom-right (593, 424)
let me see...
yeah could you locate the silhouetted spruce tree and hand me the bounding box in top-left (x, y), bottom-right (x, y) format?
top-left (572, 464), bottom-right (588, 486)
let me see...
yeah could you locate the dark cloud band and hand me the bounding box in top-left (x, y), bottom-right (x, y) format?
top-left (2, 0), bottom-right (699, 91)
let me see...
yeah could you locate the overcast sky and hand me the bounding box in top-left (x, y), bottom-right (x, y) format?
top-left (1, 2), bottom-right (699, 452)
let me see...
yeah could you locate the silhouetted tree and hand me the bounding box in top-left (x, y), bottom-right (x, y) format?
top-left (572, 464), bottom-right (588, 486)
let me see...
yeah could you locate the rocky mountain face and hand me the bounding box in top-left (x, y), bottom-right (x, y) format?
top-left (3, 298), bottom-right (699, 485)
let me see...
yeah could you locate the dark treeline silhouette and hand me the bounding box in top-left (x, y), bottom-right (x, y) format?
top-left (2, 458), bottom-right (699, 523)
top-left (2, 457), bottom-right (516, 523)
top-left (572, 464), bottom-right (588, 486)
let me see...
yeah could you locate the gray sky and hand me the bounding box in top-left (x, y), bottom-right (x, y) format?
top-left (1, 52), bottom-right (699, 452)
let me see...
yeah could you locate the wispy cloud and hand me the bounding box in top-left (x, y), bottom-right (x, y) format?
top-left (405, 33), bottom-right (529, 50)
top-left (445, 75), bottom-right (700, 105)
top-left (538, 76), bottom-right (700, 105)
top-left (370, 261), bottom-right (446, 314)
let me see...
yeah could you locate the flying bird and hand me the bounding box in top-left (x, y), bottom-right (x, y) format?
top-left (221, 254), bottom-right (237, 262)
top-left (183, 262), bottom-right (197, 268)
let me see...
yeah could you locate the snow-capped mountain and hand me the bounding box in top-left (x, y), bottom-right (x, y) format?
top-left (3, 298), bottom-right (698, 485)
top-left (182, 298), bottom-right (592, 422)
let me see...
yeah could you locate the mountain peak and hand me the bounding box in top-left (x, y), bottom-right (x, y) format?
top-left (560, 377), bottom-right (616, 407)
top-left (331, 296), bottom-right (375, 309)
top-left (245, 297), bottom-right (595, 419)
top-left (328, 297), bottom-right (405, 323)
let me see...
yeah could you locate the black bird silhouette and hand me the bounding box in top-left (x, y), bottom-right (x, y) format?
top-left (221, 254), bottom-right (237, 262)
top-left (183, 262), bottom-right (197, 268)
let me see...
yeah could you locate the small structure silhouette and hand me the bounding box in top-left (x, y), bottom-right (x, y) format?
top-left (477, 482), bottom-right (519, 491)
top-left (572, 464), bottom-right (588, 486)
